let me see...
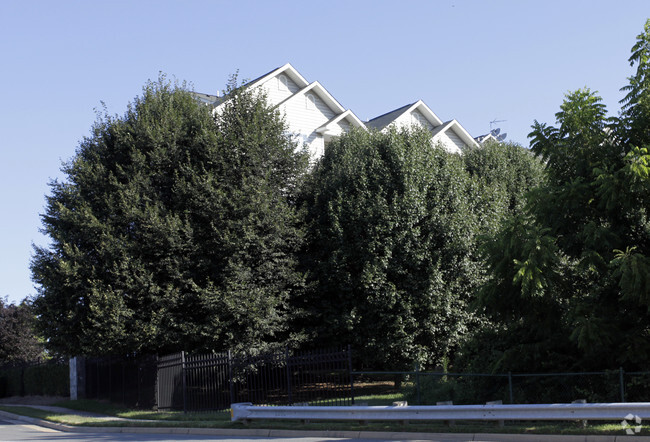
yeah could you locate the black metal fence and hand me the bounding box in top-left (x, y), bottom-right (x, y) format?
top-left (84, 351), bottom-right (650, 410)
top-left (157, 347), bottom-right (352, 411)
top-left (85, 347), bottom-right (352, 411)
top-left (84, 356), bottom-right (157, 408)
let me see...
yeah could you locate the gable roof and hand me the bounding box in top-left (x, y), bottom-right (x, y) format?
top-left (192, 91), bottom-right (226, 107)
top-left (275, 80), bottom-right (363, 124)
top-left (475, 133), bottom-right (498, 144)
top-left (194, 63), bottom-right (311, 109)
top-left (243, 62), bottom-right (310, 91)
top-left (366, 100), bottom-right (444, 130)
top-left (365, 103), bottom-right (414, 130)
top-left (209, 64), bottom-right (366, 128)
top-left (316, 110), bottom-right (366, 136)
top-left (433, 119), bottom-right (479, 149)
top-left (193, 63), bottom-right (481, 153)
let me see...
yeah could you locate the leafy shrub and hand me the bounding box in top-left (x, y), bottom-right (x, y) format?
top-left (23, 362), bottom-right (68, 396)
top-left (0, 367), bottom-right (23, 397)
top-left (0, 361), bottom-right (68, 398)
top-left (405, 373), bottom-right (510, 405)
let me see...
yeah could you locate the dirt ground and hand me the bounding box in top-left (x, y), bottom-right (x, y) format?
top-left (0, 396), bottom-right (68, 405)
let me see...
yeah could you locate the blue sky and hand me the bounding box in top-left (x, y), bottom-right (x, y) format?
top-left (1, 0), bottom-right (648, 304)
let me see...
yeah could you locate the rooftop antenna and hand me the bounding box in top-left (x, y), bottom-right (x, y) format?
top-left (490, 118), bottom-right (506, 131)
top-left (489, 118), bottom-right (507, 139)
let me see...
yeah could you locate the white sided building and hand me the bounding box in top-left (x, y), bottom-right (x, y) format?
top-left (365, 100), bottom-right (478, 154)
top-left (194, 63), bottom-right (480, 159)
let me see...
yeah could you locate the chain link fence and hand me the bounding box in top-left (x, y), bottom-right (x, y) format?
top-left (352, 368), bottom-right (650, 405)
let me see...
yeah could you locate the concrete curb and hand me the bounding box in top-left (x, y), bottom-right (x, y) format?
top-left (2, 409), bottom-right (650, 441)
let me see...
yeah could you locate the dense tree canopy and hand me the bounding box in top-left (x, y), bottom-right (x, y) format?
top-left (31, 78), bottom-right (309, 357)
top-left (298, 128), bottom-right (541, 369)
top-left (463, 141), bottom-right (545, 214)
top-left (0, 297), bottom-right (44, 364)
top-left (34, 20), bottom-right (650, 374)
top-left (471, 20), bottom-right (650, 372)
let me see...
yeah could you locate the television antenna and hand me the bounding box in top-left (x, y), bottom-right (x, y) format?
top-left (490, 119), bottom-right (506, 130)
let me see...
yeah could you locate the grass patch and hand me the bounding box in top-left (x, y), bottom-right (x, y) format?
top-left (2, 400), bottom-right (648, 436)
top-left (53, 399), bottom-right (229, 422)
top-left (53, 399), bottom-right (127, 416)
top-left (307, 391), bottom-right (406, 406)
top-left (353, 392), bottom-right (407, 406)
top-left (0, 405), bottom-right (118, 425)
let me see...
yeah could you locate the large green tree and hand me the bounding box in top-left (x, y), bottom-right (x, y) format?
top-left (0, 298), bottom-right (44, 364)
top-left (473, 20), bottom-right (650, 372)
top-left (463, 141), bottom-right (544, 214)
top-left (300, 128), bottom-right (502, 369)
top-left (31, 77), bottom-right (309, 357)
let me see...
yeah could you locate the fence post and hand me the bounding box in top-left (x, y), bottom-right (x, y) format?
top-left (19, 366), bottom-right (25, 397)
top-left (620, 367), bottom-right (625, 402)
top-left (155, 355), bottom-right (160, 410)
top-left (286, 347), bottom-right (293, 405)
top-left (181, 351), bottom-right (187, 413)
top-left (107, 357), bottom-right (111, 402)
top-left (348, 345), bottom-right (355, 405)
top-left (69, 357), bottom-right (86, 400)
top-left (508, 372), bottom-right (514, 404)
top-left (228, 350), bottom-right (234, 406)
top-left (122, 362), bottom-right (125, 406)
top-left (415, 362), bottom-right (421, 405)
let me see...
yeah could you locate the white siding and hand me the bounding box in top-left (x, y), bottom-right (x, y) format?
top-left (214, 66), bottom-right (478, 161)
top-left (259, 74), bottom-right (301, 106)
top-left (389, 111), bottom-right (427, 131)
top-left (410, 109), bottom-right (436, 132)
top-left (281, 94), bottom-right (335, 134)
top-left (319, 118), bottom-right (351, 141)
top-left (390, 109), bottom-right (437, 132)
top-left (280, 92), bottom-right (337, 159)
top-left (307, 133), bottom-right (325, 159)
top-left (392, 112), bottom-right (412, 129)
top-left (445, 129), bottom-right (467, 152)
top-left (337, 119), bottom-right (351, 133)
top-left (434, 130), bottom-right (465, 154)
top-left (295, 132), bottom-right (325, 160)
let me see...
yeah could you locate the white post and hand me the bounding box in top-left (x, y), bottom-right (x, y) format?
top-left (69, 357), bottom-right (85, 400)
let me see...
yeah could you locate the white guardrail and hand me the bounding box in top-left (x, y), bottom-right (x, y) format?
top-left (231, 402), bottom-right (650, 423)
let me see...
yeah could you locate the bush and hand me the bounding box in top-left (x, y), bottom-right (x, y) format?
top-left (23, 362), bottom-right (69, 396)
top-left (405, 373), bottom-right (510, 405)
top-left (405, 375), bottom-right (456, 405)
top-left (0, 361), bottom-right (68, 398)
top-left (0, 367), bottom-right (23, 397)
